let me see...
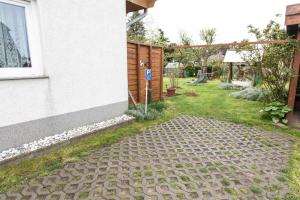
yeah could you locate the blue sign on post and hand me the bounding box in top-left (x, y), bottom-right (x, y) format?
top-left (146, 69), bottom-right (152, 81)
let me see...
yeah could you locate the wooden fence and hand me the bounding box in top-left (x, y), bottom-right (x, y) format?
top-left (127, 42), bottom-right (164, 104)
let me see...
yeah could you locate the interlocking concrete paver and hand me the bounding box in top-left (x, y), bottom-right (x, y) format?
top-left (1, 116), bottom-right (294, 199)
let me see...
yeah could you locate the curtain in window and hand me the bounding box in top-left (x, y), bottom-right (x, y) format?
top-left (0, 2), bottom-right (31, 68)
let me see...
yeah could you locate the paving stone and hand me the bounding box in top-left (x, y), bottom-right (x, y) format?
top-left (1, 116), bottom-right (294, 199)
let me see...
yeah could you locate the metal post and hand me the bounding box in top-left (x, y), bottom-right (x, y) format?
top-left (145, 80), bottom-right (148, 113)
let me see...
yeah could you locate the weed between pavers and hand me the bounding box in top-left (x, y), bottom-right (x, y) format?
top-left (180, 175), bottom-right (190, 182)
top-left (134, 170), bottom-right (148, 178)
top-left (79, 191), bottom-right (89, 199)
top-left (221, 179), bottom-right (230, 187)
top-left (144, 171), bottom-right (153, 177)
top-left (170, 181), bottom-right (182, 190)
top-left (250, 186), bottom-right (263, 194)
top-left (225, 187), bottom-right (238, 196)
top-left (277, 176), bottom-right (287, 182)
top-left (253, 177), bottom-right (263, 184)
top-left (176, 193), bottom-right (185, 199)
top-left (158, 178), bottom-right (166, 184)
top-left (270, 184), bottom-right (281, 192)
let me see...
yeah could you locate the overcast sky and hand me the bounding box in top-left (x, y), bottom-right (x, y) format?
top-left (144, 0), bottom-right (300, 44)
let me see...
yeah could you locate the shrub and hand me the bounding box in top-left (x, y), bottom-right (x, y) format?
top-left (219, 83), bottom-right (244, 90)
top-left (184, 66), bottom-right (195, 77)
top-left (236, 19), bottom-right (298, 101)
top-left (126, 102), bottom-right (166, 121)
top-left (126, 110), bottom-right (145, 121)
top-left (260, 101), bottom-right (292, 124)
top-left (149, 101), bottom-right (167, 112)
top-left (230, 88), bottom-right (266, 101)
top-left (212, 66), bottom-right (223, 78)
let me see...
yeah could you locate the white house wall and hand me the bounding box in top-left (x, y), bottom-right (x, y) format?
top-left (0, 0), bottom-right (128, 151)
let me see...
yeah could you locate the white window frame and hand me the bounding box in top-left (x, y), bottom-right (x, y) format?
top-left (0, 0), bottom-right (44, 79)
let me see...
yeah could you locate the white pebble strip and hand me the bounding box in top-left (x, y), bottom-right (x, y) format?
top-left (0, 114), bottom-right (134, 163)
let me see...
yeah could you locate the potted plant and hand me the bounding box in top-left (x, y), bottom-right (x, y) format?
top-left (167, 87), bottom-right (176, 97)
top-left (167, 70), bottom-right (177, 97)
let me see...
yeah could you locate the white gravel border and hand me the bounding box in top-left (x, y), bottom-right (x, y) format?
top-left (0, 114), bottom-right (134, 163)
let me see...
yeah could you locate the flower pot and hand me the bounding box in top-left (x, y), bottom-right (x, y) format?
top-left (167, 87), bottom-right (176, 97)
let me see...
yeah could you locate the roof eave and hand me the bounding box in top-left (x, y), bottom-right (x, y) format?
top-left (126, 0), bottom-right (155, 13)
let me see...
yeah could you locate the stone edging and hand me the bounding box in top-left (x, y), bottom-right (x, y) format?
top-left (0, 115), bottom-right (135, 166)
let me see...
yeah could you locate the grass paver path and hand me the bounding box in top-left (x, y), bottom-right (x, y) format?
top-left (0, 116), bottom-right (295, 200)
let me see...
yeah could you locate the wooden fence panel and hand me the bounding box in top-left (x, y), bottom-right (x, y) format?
top-left (127, 42), bottom-right (163, 104)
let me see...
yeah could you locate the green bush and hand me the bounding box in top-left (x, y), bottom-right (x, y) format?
top-left (126, 102), bottom-right (166, 121)
top-left (218, 83), bottom-right (244, 90)
top-left (149, 101), bottom-right (167, 112)
top-left (212, 66), bottom-right (223, 78)
top-left (230, 88), bottom-right (266, 101)
top-left (184, 66), bottom-right (195, 77)
top-left (260, 102), bottom-right (292, 124)
top-left (207, 66), bottom-right (212, 74)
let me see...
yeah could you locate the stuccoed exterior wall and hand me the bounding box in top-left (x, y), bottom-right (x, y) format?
top-left (0, 0), bottom-right (128, 151)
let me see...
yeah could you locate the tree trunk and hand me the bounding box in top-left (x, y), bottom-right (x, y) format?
top-left (237, 65), bottom-right (241, 80)
top-left (227, 62), bottom-right (233, 83)
top-left (252, 70), bottom-right (257, 87)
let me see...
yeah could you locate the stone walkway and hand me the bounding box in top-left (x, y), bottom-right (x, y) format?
top-left (0, 116), bottom-right (294, 200)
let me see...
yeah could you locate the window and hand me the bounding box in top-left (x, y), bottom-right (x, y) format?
top-left (0, 0), bottom-right (43, 78)
top-left (0, 1), bottom-right (31, 68)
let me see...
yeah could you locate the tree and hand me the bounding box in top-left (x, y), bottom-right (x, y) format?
top-left (207, 54), bottom-right (226, 78)
top-left (127, 11), bottom-right (147, 42)
top-left (263, 40), bottom-right (297, 102)
top-left (179, 31), bottom-right (193, 46)
top-left (200, 28), bottom-right (217, 45)
top-left (235, 39), bottom-right (264, 86)
top-left (166, 32), bottom-right (194, 82)
top-left (147, 28), bottom-right (172, 66)
top-left (149, 29), bottom-right (170, 46)
top-left (172, 32), bottom-right (194, 68)
top-left (192, 28), bottom-right (219, 77)
top-left (200, 28), bottom-right (217, 67)
top-left (238, 18), bottom-right (299, 102)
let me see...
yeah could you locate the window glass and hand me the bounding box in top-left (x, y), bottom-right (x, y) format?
top-left (0, 2), bottom-right (31, 68)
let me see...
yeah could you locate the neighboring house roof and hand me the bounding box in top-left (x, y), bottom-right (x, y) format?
top-left (165, 62), bottom-right (184, 69)
top-left (223, 50), bottom-right (246, 63)
top-left (126, 0), bottom-right (156, 13)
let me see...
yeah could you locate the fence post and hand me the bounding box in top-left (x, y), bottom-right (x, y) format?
top-left (136, 44), bottom-right (141, 102)
top-left (149, 46), bottom-right (153, 102)
top-left (160, 47), bottom-right (164, 100)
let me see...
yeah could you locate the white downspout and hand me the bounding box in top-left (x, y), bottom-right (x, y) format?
top-left (126, 0), bottom-right (157, 28)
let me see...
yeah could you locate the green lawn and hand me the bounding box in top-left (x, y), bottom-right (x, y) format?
top-left (0, 78), bottom-right (299, 197)
top-left (164, 78), bottom-right (300, 138)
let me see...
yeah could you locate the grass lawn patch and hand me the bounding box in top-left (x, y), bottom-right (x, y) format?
top-left (164, 78), bottom-right (300, 139)
top-left (287, 141), bottom-right (300, 197)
